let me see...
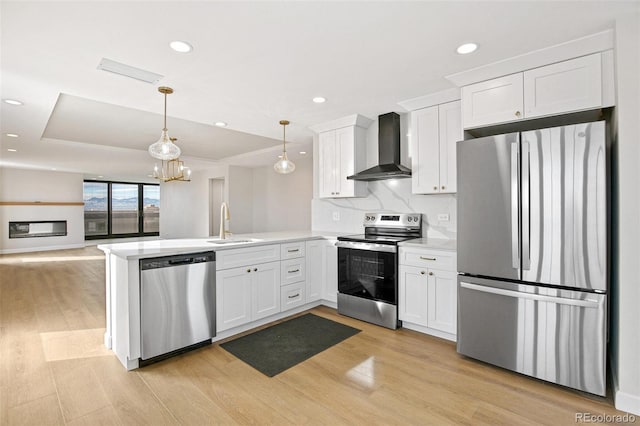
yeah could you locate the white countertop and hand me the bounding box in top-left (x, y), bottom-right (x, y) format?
top-left (97, 231), bottom-right (344, 260)
top-left (398, 238), bottom-right (457, 251)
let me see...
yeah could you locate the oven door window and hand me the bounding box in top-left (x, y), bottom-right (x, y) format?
top-left (338, 248), bottom-right (397, 304)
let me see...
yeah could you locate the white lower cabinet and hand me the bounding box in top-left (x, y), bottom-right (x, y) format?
top-left (281, 281), bottom-right (306, 311)
top-left (216, 260), bottom-right (281, 332)
top-left (280, 242), bottom-right (307, 312)
top-left (398, 247), bottom-right (457, 340)
top-left (305, 239), bottom-right (338, 304)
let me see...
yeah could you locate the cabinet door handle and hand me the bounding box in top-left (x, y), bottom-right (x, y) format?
top-left (288, 293), bottom-right (300, 299)
top-left (515, 111), bottom-right (521, 117)
top-left (246, 269), bottom-right (251, 273)
top-left (253, 268), bottom-right (258, 272)
top-left (433, 186), bottom-right (438, 190)
top-left (288, 269), bottom-right (300, 274)
top-left (428, 272), bottom-right (433, 276)
top-left (287, 249), bottom-right (299, 253)
top-left (441, 186), bottom-right (445, 190)
top-left (420, 256), bottom-right (436, 261)
top-left (420, 271), bottom-right (426, 275)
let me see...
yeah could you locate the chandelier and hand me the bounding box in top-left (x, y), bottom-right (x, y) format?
top-left (273, 120), bottom-right (295, 174)
top-left (152, 138), bottom-right (191, 182)
top-left (148, 86), bottom-right (181, 160)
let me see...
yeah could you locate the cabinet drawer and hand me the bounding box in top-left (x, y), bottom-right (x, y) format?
top-left (281, 242), bottom-right (305, 259)
top-left (216, 244), bottom-right (280, 270)
top-left (281, 258), bottom-right (306, 286)
top-left (399, 248), bottom-right (455, 271)
top-left (281, 282), bottom-right (306, 311)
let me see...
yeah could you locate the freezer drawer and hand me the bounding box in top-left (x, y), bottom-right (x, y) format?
top-left (457, 276), bottom-right (606, 396)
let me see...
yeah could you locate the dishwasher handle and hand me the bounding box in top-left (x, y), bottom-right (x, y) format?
top-left (169, 258), bottom-right (194, 266)
top-left (140, 251), bottom-right (216, 270)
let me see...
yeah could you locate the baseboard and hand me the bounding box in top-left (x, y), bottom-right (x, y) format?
top-left (0, 243), bottom-right (85, 254)
top-left (611, 367), bottom-right (640, 415)
top-left (320, 299), bottom-right (337, 309)
top-left (402, 321), bottom-right (457, 342)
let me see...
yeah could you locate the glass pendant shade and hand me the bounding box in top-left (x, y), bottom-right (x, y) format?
top-left (274, 119), bottom-right (295, 174)
top-left (274, 151), bottom-right (296, 174)
top-left (148, 86), bottom-right (181, 161)
top-left (149, 129), bottom-right (181, 160)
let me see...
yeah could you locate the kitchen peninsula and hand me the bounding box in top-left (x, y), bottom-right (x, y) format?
top-left (98, 231), bottom-right (340, 370)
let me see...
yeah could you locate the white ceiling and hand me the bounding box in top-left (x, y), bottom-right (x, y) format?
top-left (0, 1), bottom-right (635, 182)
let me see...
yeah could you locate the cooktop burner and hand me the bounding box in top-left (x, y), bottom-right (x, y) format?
top-left (337, 212), bottom-right (423, 245)
top-left (337, 234), bottom-right (416, 245)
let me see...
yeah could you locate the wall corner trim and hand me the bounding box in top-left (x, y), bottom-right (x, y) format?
top-left (611, 364), bottom-right (640, 416)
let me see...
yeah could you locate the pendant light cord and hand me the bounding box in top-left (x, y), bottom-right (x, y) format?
top-left (282, 123), bottom-right (287, 153)
top-left (163, 93), bottom-right (167, 131)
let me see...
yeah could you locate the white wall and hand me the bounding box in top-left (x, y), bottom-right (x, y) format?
top-left (160, 162), bottom-right (313, 238)
top-left (610, 12), bottom-right (640, 416)
top-left (160, 165), bottom-right (228, 239)
top-left (252, 155), bottom-right (313, 232)
top-left (0, 168), bottom-right (85, 253)
top-left (228, 166), bottom-right (254, 234)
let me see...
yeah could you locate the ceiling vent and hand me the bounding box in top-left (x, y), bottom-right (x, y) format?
top-left (97, 58), bottom-right (163, 84)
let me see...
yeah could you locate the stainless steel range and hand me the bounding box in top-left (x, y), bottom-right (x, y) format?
top-left (336, 213), bottom-right (422, 329)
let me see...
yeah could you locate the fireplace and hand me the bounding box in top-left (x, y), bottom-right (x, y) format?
top-left (9, 221), bottom-right (68, 238)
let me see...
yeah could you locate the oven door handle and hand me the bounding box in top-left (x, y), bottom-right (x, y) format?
top-left (335, 241), bottom-right (397, 253)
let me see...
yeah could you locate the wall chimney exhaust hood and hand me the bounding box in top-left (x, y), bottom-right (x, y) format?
top-left (347, 112), bottom-right (411, 181)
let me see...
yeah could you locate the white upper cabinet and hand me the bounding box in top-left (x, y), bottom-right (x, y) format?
top-left (313, 114), bottom-right (371, 199)
top-left (523, 53), bottom-right (602, 118)
top-left (462, 73), bottom-right (524, 129)
top-left (318, 125), bottom-right (367, 198)
top-left (411, 101), bottom-right (461, 194)
top-left (461, 52), bottom-right (614, 129)
top-left (438, 101), bottom-right (462, 193)
top-left (411, 106), bottom-right (439, 194)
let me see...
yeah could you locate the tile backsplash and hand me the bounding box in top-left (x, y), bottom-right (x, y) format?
top-left (311, 178), bottom-right (456, 240)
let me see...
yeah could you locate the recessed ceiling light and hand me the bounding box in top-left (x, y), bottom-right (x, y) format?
top-left (3, 99), bottom-right (23, 106)
top-left (299, 151), bottom-right (307, 155)
top-left (215, 122), bottom-right (227, 127)
top-left (6, 133), bottom-right (18, 138)
top-left (456, 43), bottom-right (478, 55)
top-left (7, 148), bottom-right (17, 152)
top-left (170, 40), bottom-right (193, 53)
top-left (51, 168), bottom-right (57, 171)
top-left (312, 97), bottom-right (326, 103)
top-left (98, 175), bottom-right (103, 178)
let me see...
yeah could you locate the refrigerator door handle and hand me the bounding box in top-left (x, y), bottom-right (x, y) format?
top-left (511, 142), bottom-right (520, 270)
top-left (459, 282), bottom-right (602, 309)
top-left (522, 141), bottom-right (531, 270)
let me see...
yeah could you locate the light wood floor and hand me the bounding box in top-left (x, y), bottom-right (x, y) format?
top-left (0, 247), bottom-right (627, 425)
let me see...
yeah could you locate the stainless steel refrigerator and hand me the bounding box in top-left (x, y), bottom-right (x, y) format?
top-left (456, 121), bottom-right (608, 396)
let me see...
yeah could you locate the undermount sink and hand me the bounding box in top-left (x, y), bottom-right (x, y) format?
top-left (206, 238), bottom-right (262, 245)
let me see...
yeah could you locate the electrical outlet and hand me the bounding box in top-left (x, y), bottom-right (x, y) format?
top-left (332, 211), bottom-right (340, 221)
top-left (437, 213), bottom-right (450, 222)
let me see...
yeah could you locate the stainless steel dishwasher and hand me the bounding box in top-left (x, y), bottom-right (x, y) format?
top-left (140, 251), bottom-right (216, 362)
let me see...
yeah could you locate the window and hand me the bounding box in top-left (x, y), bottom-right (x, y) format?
top-left (84, 182), bottom-right (108, 237)
top-left (83, 181), bottom-right (160, 240)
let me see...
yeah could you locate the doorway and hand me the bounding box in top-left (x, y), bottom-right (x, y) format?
top-left (209, 178), bottom-right (225, 237)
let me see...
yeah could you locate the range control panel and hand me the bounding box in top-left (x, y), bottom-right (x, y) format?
top-left (363, 213), bottom-right (422, 228)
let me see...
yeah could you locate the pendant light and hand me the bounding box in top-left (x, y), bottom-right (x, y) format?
top-left (274, 120), bottom-right (295, 174)
top-left (148, 86), bottom-right (181, 160)
top-left (152, 138), bottom-right (191, 182)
